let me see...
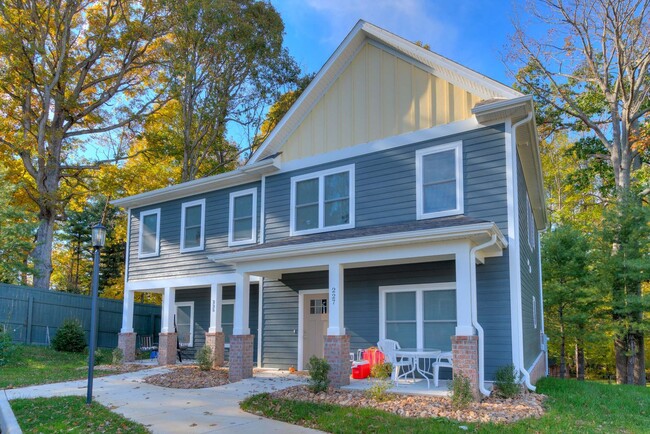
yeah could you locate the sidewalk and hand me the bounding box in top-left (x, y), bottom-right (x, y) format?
top-left (5, 367), bottom-right (322, 434)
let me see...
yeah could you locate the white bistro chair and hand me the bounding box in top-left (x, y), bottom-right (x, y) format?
top-left (432, 351), bottom-right (453, 387)
top-left (377, 339), bottom-right (414, 385)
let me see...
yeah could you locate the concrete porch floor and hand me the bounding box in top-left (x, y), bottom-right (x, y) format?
top-left (343, 377), bottom-right (452, 397)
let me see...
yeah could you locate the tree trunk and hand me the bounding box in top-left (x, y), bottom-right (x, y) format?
top-left (31, 216), bottom-right (56, 289)
top-left (559, 310), bottom-right (566, 379)
top-left (634, 334), bottom-right (646, 386)
top-left (615, 337), bottom-right (628, 384)
top-left (575, 340), bottom-right (585, 381)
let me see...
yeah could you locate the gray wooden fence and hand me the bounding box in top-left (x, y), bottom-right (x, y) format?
top-left (0, 284), bottom-right (161, 348)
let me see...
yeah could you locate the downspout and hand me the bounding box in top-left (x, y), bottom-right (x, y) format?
top-left (470, 233), bottom-right (498, 397)
top-left (511, 110), bottom-right (537, 392)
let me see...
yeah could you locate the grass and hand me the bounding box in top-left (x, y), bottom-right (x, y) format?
top-left (241, 377), bottom-right (650, 433)
top-left (0, 344), bottom-right (114, 388)
top-left (11, 396), bottom-right (150, 433)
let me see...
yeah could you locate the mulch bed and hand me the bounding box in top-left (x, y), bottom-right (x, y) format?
top-left (270, 385), bottom-right (546, 424)
top-left (94, 364), bottom-right (151, 373)
top-left (143, 366), bottom-right (230, 389)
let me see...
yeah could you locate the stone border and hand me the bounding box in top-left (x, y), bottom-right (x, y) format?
top-left (0, 390), bottom-right (22, 434)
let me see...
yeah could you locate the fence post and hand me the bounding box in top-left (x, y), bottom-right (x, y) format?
top-left (26, 296), bottom-right (34, 344)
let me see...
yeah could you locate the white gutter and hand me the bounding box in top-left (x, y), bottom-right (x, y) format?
top-left (512, 111), bottom-right (537, 392)
top-left (470, 233), bottom-right (498, 397)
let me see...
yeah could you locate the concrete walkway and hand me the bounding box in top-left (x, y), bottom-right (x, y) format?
top-left (5, 367), bottom-right (322, 434)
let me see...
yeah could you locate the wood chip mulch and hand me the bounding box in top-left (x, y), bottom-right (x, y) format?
top-left (94, 364), bottom-right (151, 373)
top-left (270, 385), bottom-right (546, 424)
top-left (143, 366), bottom-right (230, 389)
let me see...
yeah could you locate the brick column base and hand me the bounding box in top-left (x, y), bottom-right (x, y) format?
top-left (117, 332), bottom-right (136, 362)
top-left (158, 332), bottom-right (177, 365)
top-left (205, 332), bottom-right (225, 367)
top-left (324, 335), bottom-right (351, 388)
top-left (452, 335), bottom-right (480, 400)
top-left (229, 334), bottom-right (254, 382)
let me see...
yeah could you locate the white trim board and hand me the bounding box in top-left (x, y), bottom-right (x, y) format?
top-left (125, 273), bottom-right (261, 292)
top-left (297, 289), bottom-right (329, 371)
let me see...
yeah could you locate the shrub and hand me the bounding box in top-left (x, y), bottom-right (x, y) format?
top-left (370, 362), bottom-right (393, 379)
top-left (449, 372), bottom-right (473, 409)
top-left (365, 379), bottom-right (393, 401)
top-left (0, 325), bottom-right (15, 366)
top-left (196, 345), bottom-right (214, 371)
top-left (308, 356), bottom-right (330, 393)
top-left (51, 319), bottom-right (86, 353)
top-left (494, 364), bottom-right (521, 398)
top-left (112, 348), bottom-right (124, 365)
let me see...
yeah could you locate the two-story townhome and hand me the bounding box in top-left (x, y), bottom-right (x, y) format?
top-left (113, 20), bottom-right (547, 396)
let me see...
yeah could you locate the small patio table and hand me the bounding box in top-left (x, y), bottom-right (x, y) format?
top-left (394, 348), bottom-right (441, 388)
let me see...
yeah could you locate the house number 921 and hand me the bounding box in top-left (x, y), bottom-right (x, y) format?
top-left (331, 287), bottom-right (336, 305)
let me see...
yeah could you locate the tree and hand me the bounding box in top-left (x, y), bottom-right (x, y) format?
top-left (162, 0), bottom-right (299, 182)
top-left (510, 0), bottom-right (650, 385)
top-left (0, 0), bottom-right (169, 289)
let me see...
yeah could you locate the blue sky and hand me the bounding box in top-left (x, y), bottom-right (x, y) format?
top-left (270, 0), bottom-right (526, 87)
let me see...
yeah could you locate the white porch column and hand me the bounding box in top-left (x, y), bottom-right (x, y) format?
top-left (233, 272), bottom-right (250, 335)
top-left (455, 247), bottom-right (475, 336)
top-left (209, 283), bottom-right (223, 333)
top-left (327, 262), bottom-right (345, 336)
top-left (161, 287), bottom-right (176, 333)
top-left (120, 289), bottom-right (135, 333)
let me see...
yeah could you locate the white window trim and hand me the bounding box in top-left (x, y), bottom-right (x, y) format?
top-left (228, 188), bottom-right (258, 247)
top-left (175, 301), bottom-right (195, 347)
top-left (180, 199), bottom-right (206, 253)
top-left (415, 141), bottom-right (464, 220)
top-left (221, 299), bottom-right (235, 348)
top-left (289, 164), bottom-right (355, 236)
top-left (532, 296), bottom-right (537, 329)
top-left (378, 283), bottom-right (456, 349)
top-left (526, 194), bottom-right (535, 251)
top-left (138, 208), bottom-right (161, 259)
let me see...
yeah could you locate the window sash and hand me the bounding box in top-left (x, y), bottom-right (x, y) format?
top-left (228, 189), bottom-right (257, 246)
top-left (416, 142), bottom-right (463, 219)
top-left (138, 209), bottom-right (160, 258)
top-left (181, 200), bottom-right (205, 252)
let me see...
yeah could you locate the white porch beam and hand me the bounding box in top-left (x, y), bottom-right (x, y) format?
top-left (120, 290), bottom-right (135, 333)
top-left (209, 283), bottom-right (223, 333)
top-left (455, 247), bottom-right (475, 336)
top-left (327, 263), bottom-right (345, 336)
top-left (161, 287), bottom-right (176, 333)
top-left (233, 272), bottom-right (250, 335)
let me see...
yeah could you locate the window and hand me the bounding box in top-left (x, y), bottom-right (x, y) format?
top-left (416, 141), bottom-right (463, 219)
top-left (309, 298), bottom-right (327, 314)
top-left (526, 194), bottom-right (536, 250)
top-left (175, 302), bottom-right (194, 347)
top-left (180, 199), bottom-right (205, 252)
top-left (379, 284), bottom-right (456, 351)
top-left (532, 296), bottom-right (537, 329)
top-left (229, 188), bottom-right (257, 246)
top-left (138, 209), bottom-right (160, 258)
top-left (290, 165), bottom-right (355, 235)
top-left (221, 300), bottom-right (234, 348)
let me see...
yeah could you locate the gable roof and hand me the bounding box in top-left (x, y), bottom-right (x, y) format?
top-left (248, 20), bottom-right (522, 164)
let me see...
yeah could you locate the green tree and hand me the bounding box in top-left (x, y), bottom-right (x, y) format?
top-left (0, 0), bottom-right (169, 290)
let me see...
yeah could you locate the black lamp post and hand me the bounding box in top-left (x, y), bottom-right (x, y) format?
top-left (87, 223), bottom-right (106, 405)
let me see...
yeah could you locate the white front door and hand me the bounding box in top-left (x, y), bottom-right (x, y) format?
top-left (302, 292), bottom-right (328, 369)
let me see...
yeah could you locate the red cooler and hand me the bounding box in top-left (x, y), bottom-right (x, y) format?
top-left (362, 348), bottom-right (385, 368)
top-left (351, 360), bottom-right (370, 379)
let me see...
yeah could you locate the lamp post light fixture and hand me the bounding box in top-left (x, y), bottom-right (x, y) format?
top-left (87, 223), bottom-right (106, 405)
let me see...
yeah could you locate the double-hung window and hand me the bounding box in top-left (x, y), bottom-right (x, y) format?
top-left (416, 141), bottom-right (463, 219)
top-left (379, 284), bottom-right (456, 351)
top-left (138, 209), bottom-right (161, 258)
top-left (180, 199), bottom-right (205, 252)
top-left (290, 165), bottom-right (355, 235)
top-left (229, 188), bottom-right (257, 246)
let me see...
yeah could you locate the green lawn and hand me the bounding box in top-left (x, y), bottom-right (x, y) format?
top-left (0, 345), bottom-right (114, 388)
top-left (241, 378), bottom-right (650, 433)
top-left (11, 396), bottom-right (150, 433)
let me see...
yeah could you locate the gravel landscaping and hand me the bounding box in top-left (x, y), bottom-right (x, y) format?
top-left (269, 385), bottom-right (546, 424)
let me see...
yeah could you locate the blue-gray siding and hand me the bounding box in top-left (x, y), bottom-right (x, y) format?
top-left (175, 285), bottom-right (258, 361)
top-left (128, 182), bottom-right (261, 281)
top-left (518, 159), bottom-right (542, 369)
top-left (264, 124), bottom-right (508, 240)
top-left (262, 261), bottom-right (511, 380)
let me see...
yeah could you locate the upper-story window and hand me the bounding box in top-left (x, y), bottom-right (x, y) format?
top-left (229, 188), bottom-right (257, 246)
top-left (180, 199), bottom-right (205, 253)
top-left (526, 193), bottom-right (536, 250)
top-left (290, 165), bottom-right (355, 236)
top-left (138, 208), bottom-right (161, 258)
top-left (416, 141), bottom-right (463, 220)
